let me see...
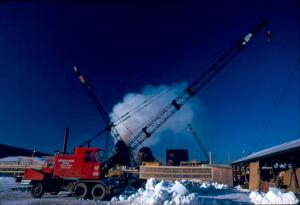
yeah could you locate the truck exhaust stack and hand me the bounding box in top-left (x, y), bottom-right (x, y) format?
top-left (63, 127), bottom-right (69, 154)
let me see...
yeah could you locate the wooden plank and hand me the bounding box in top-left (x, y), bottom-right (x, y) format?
top-left (249, 161), bottom-right (260, 191)
top-left (0, 164), bottom-right (44, 176)
top-left (0, 165), bottom-right (43, 169)
top-left (140, 165), bottom-right (213, 181)
top-left (212, 166), bottom-right (233, 186)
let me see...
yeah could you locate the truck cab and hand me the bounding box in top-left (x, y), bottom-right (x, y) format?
top-left (23, 147), bottom-right (106, 199)
top-left (53, 147), bottom-right (102, 180)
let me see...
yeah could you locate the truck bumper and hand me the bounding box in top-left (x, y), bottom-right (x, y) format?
top-left (21, 179), bottom-right (32, 185)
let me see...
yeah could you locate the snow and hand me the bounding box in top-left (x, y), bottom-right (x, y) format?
top-left (0, 156), bottom-right (19, 162)
top-left (0, 177), bottom-right (299, 205)
top-left (0, 177), bottom-right (22, 192)
top-left (170, 181), bottom-right (188, 196)
top-left (0, 156), bottom-right (45, 163)
top-left (111, 178), bottom-right (250, 205)
top-left (249, 187), bottom-right (299, 204)
top-left (234, 185), bottom-right (250, 193)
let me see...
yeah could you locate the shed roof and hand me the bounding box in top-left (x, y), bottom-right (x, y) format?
top-left (231, 138), bottom-right (300, 164)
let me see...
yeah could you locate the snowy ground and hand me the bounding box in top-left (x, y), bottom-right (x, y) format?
top-left (0, 177), bottom-right (298, 205)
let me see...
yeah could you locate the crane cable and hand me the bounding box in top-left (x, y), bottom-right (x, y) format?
top-left (111, 79), bottom-right (186, 127)
top-left (113, 89), bottom-right (171, 126)
top-left (297, 0), bottom-right (300, 138)
top-left (111, 49), bottom-right (229, 128)
top-left (252, 1), bottom-right (300, 152)
top-left (250, 57), bottom-right (300, 153)
top-left (110, 25), bottom-right (266, 137)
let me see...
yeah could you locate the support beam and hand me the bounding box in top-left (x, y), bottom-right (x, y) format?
top-left (249, 161), bottom-right (260, 191)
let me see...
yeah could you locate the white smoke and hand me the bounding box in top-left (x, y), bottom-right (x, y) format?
top-left (110, 82), bottom-right (210, 162)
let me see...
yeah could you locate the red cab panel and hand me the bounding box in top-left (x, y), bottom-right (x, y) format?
top-left (24, 168), bottom-right (46, 180)
top-left (53, 147), bottom-right (102, 180)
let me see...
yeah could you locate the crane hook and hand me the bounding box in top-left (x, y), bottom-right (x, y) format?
top-left (266, 30), bottom-right (272, 42)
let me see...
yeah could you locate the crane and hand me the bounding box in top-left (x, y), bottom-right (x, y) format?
top-left (73, 66), bottom-right (120, 160)
top-left (187, 123), bottom-right (209, 163)
top-left (126, 20), bottom-right (269, 158)
top-left (21, 20), bottom-right (270, 201)
top-left (77, 20), bottom-right (270, 173)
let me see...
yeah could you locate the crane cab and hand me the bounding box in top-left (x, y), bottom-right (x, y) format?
top-left (53, 147), bottom-right (102, 180)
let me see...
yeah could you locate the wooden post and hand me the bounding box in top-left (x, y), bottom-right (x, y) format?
top-left (245, 163), bottom-right (249, 185)
top-left (249, 161), bottom-right (260, 191)
top-left (289, 163), bottom-right (299, 192)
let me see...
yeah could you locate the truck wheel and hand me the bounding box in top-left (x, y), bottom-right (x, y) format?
top-left (31, 182), bottom-right (45, 198)
top-left (73, 183), bottom-right (88, 199)
top-left (91, 183), bottom-right (106, 200)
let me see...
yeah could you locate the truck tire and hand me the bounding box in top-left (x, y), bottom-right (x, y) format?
top-left (73, 183), bottom-right (88, 199)
top-left (91, 183), bottom-right (106, 200)
top-left (31, 182), bottom-right (45, 198)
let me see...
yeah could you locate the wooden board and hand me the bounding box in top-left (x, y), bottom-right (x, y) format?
top-left (212, 166), bottom-right (233, 186)
top-left (249, 161), bottom-right (260, 191)
top-left (0, 156), bottom-right (46, 176)
top-left (140, 165), bottom-right (212, 181)
top-left (140, 165), bottom-right (233, 186)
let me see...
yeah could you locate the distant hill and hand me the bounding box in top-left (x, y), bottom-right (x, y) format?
top-left (0, 144), bottom-right (50, 158)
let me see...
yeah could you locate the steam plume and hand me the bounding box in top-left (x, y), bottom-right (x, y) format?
top-left (110, 82), bottom-right (210, 162)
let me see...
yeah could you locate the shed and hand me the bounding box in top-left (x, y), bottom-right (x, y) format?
top-left (231, 139), bottom-right (300, 193)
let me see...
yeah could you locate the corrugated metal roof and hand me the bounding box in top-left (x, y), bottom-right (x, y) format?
top-left (231, 138), bottom-right (300, 164)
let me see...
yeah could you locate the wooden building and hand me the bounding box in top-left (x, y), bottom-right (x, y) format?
top-left (231, 139), bottom-right (300, 193)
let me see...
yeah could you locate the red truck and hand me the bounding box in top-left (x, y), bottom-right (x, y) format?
top-left (23, 146), bottom-right (125, 200)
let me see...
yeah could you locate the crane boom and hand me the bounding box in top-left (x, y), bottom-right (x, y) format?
top-left (187, 124), bottom-right (209, 162)
top-left (73, 67), bottom-right (121, 161)
top-left (127, 20), bottom-right (269, 152)
top-left (74, 66), bottom-right (110, 125)
top-left (73, 66), bottom-right (120, 142)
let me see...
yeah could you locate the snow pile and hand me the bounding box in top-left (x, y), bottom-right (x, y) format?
top-left (112, 178), bottom-right (230, 205)
top-left (249, 187), bottom-right (299, 204)
top-left (0, 177), bottom-right (17, 192)
top-left (234, 185), bottom-right (250, 193)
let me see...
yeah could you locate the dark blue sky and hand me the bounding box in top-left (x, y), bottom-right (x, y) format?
top-left (0, 1), bottom-right (299, 163)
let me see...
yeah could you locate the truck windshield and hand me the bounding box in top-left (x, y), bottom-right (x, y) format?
top-left (94, 152), bottom-right (100, 163)
top-left (85, 151), bottom-right (93, 162)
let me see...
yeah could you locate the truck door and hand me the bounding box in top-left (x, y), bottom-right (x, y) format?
top-left (81, 151), bottom-right (101, 179)
top-left (81, 151), bottom-right (93, 179)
